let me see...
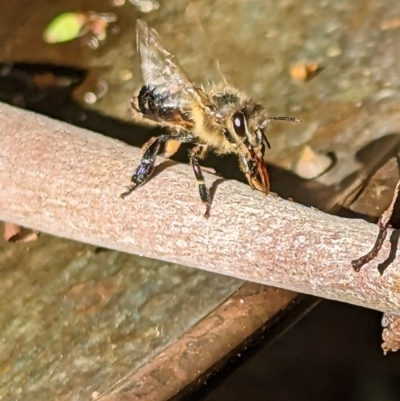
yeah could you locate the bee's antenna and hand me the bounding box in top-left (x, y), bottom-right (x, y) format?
top-left (260, 116), bottom-right (302, 129)
top-left (268, 116), bottom-right (302, 123)
top-left (259, 117), bottom-right (301, 148)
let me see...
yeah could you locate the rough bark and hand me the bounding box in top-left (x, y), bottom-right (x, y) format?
top-left (1, 102), bottom-right (399, 313)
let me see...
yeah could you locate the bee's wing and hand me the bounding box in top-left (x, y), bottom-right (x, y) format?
top-left (136, 19), bottom-right (211, 109)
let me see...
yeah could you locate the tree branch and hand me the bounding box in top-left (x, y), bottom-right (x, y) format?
top-left (1, 102), bottom-right (399, 312)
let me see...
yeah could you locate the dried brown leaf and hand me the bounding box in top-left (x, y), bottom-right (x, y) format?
top-left (3, 222), bottom-right (39, 243)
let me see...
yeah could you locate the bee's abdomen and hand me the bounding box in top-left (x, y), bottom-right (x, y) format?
top-left (137, 85), bottom-right (191, 125)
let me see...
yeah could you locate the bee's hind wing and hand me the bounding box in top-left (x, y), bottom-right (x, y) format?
top-left (136, 19), bottom-right (210, 109)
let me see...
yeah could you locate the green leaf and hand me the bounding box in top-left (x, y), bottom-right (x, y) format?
top-left (43, 13), bottom-right (86, 44)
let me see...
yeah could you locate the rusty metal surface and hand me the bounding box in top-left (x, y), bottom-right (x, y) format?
top-left (96, 284), bottom-right (297, 401)
top-left (0, 230), bottom-right (245, 401)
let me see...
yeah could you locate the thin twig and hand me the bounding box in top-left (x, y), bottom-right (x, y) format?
top-left (351, 179), bottom-right (400, 272)
top-left (1, 102), bottom-right (400, 313)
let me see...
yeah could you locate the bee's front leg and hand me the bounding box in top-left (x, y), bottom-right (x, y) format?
top-left (120, 135), bottom-right (169, 199)
top-left (239, 155), bottom-right (266, 193)
top-left (190, 145), bottom-right (211, 218)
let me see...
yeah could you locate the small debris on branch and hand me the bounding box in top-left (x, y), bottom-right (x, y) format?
top-left (351, 179), bottom-right (400, 272)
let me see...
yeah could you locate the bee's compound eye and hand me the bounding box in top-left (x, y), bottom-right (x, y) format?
top-left (232, 111), bottom-right (246, 138)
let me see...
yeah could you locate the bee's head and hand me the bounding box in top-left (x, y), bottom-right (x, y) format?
top-left (228, 105), bottom-right (269, 193)
top-left (231, 108), bottom-right (267, 150)
top-left (228, 104), bottom-right (301, 193)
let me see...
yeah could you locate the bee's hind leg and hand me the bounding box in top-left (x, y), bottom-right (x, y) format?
top-left (120, 130), bottom-right (196, 199)
top-left (120, 135), bottom-right (169, 199)
top-left (190, 145), bottom-right (211, 218)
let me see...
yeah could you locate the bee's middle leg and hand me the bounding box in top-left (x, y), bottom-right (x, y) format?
top-left (120, 135), bottom-right (170, 199)
top-left (190, 145), bottom-right (211, 218)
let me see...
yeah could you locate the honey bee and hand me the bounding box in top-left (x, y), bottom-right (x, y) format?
top-left (121, 19), bottom-right (301, 217)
